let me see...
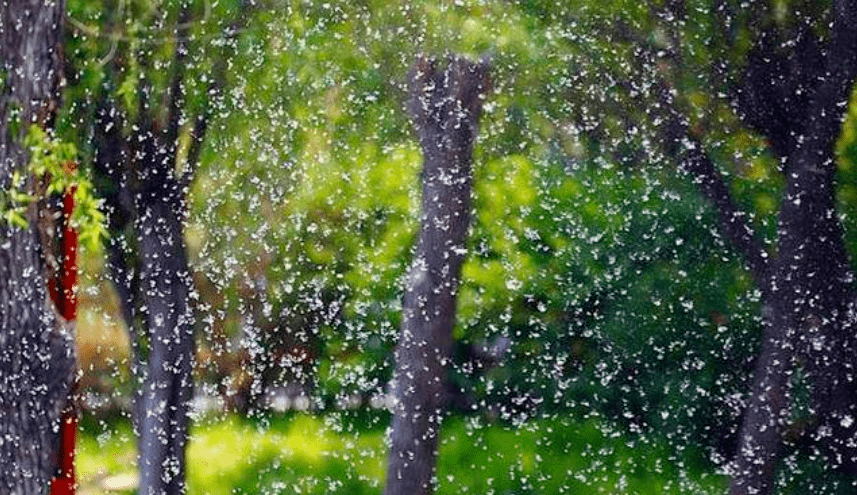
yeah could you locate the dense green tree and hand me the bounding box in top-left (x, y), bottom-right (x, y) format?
top-left (389, 3), bottom-right (857, 493)
top-left (531, 1), bottom-right (857, 492)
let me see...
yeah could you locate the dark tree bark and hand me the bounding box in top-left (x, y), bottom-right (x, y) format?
top-left (134, 137), bottom-right (195, 495)
top-left (93, 95), bottom-right (195, 495)
top-left (726, 3), bottom-right (857, 489)
top-left (83, 5), bottom-right (247, 491)
top-left (87, 13), bottom-right (202, 495)
top-left (638, 1), bottom-right (857, 493)
top-left (384, 55), bottom-right (489, 495)
top-left (0, 1), bottom-right (76, 493)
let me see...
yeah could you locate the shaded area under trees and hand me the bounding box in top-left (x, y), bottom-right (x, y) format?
top-left (561, 0), bottom-right (857, 491)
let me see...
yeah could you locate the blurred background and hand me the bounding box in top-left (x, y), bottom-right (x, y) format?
top-left (56, 0), bottom-right (857, 493)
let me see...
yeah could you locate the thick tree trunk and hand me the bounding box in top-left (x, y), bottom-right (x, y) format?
top-left (0, 1), bottom-right (75, 493)
top-left (729, 110), bottom-right (857, 495)
top-left (384, 56), bottom-right (488, 495)
top-left (728, 145), bottom-right (857, 495)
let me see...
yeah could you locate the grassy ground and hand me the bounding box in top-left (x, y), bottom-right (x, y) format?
top-left (77, 412), bottom-right (728, 494)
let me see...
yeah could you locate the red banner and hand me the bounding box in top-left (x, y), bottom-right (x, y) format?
top-left (48, 162), bottom-right (78, 495)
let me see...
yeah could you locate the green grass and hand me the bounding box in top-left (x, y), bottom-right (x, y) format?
top-left (77, 412), bottom-right (727, 494)
top-left (436, 417), bottom-right (726, 495)
top-left (186, 414), bottom-right (385, 494)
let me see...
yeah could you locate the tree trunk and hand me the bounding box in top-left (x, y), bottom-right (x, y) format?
top-left (727, 4), bottom-right (857, 492)
top-left (81, 7), bottom-right (228, 489)
top-left (0, 1), bottom-right (75, 493)
top-left (135, 173), bottom-right (195, 495)
top-left (638, 2), bottom-right (857, 491)
top-left (727, 135), bottom-right (857, 495)
top-left (83, 5), bottom-right (251, 488)
top-left (728, 108), bottom-right (857, 495)
top-left (384, 55), bottom-right (488, 495)
top-left (90, 99), bottom-right (196, 495)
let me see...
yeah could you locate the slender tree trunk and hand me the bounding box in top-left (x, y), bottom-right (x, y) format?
top-left (84, 5), bottom-right (248, 488)
top-left (384, 55), bottom-right (488, 495)
top-left (0, 1), bottom-right (75, 493)
top-left (135, 173), bottom-right (194, 495)
top-left (90, 100), bottom-right (196, 495)
top-left (92, 96), bottom-right (148, 435)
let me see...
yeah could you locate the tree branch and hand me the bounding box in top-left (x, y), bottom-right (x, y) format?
top-left (627, 35), bottom-right (773, 293)
top-left (733, 23), bottom-right (824, 160)
top-left (679, 133), bottom-right (772, 291)
top-left (136, 47), bottom-right (154, 132)
top-left (180, 112), bottom-right (208, 189)
top-left (180, 3), bottom-right (253, 189)
top-left (810, 0), bottom-right (857, 157)
top-left (655, 79), bottom-right (772, 292)
top-left (165, 7), bottom-right (191, 148)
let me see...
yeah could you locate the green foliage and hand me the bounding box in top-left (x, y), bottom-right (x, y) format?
top-left (24, 125), bottom-right (106, 251)
top-left (2, 125), bottom-right (105, 249)
top-left (836, 86), bottom-right (857, 266)
top-left (1, 170), bottom-right (32, 229)
top-left (25, 125), bottom-right (107, 250)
